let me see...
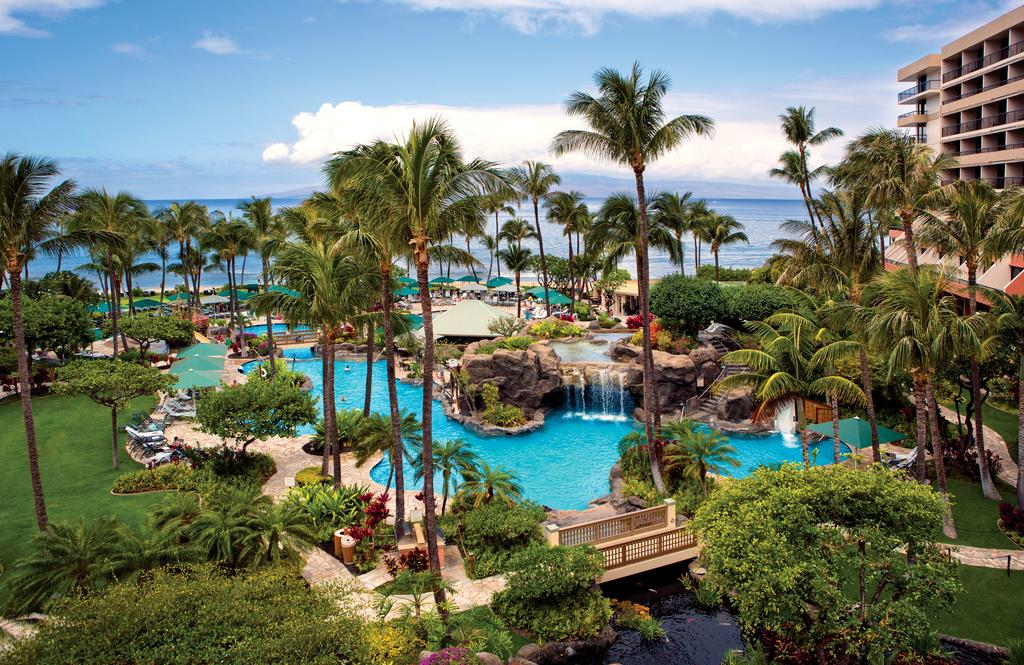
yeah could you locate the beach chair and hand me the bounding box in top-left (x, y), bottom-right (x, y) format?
top-left (125, 426), bottom-right (166, 444)
top-left (885, 447), bottom-right (918, 471)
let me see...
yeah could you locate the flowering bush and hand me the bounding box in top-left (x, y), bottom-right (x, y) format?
top-left (383, 547), bottom-right (429, 576)
top-left (999, 502), bottom-right (1024, 535)
top-left (191, 313), bottom-right (209, 332)
top-left (419, 647), bottom-right (481, 665)
top-left (626, 313), bottom-right (654, 329)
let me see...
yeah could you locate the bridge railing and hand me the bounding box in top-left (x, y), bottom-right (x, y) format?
top-left (600, 526), bottom-right (697, 571)
top-left (546, 499), bottom-right (676, 547)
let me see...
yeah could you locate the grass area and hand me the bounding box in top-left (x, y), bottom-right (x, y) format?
top-left (938, 477), bottom-right (1018, 550)
top-left (982, 402), bottom-right (1019, 465)
top-left (455, 605), bottom-right (532, 655)
top-left (0, 394), bottom-right (165, 602)
top-left (930, 565), bottom-right (1024, 645)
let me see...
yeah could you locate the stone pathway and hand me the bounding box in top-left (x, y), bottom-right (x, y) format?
top-left (937, 404), bottom-right (1019, 489)
top-left (942, 544), bottom-right (1024, 571)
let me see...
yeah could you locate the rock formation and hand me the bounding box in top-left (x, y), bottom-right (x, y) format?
top-left (717, 387), bottom-right (755, 422)
top-left (461, 341), bottom-right (562, 414)
top-left (613, 340), bottom-right (721, 414)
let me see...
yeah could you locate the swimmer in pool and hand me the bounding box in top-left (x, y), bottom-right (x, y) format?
top-left (344, 365), bottom-right (352, 372)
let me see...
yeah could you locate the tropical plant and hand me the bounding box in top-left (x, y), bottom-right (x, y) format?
top-left (497, 244), bottom-right (532, 317)
top-left (458, 460), bottom-right (523, 508)
top-left (412, 438), bottom-right (479, 515)
top-left (660, 420), bottom-right (740, 496)
top-left (650, 191), bottom-right (701, 275)
top-left (545, 190), bottom-right (589, 307)
top-left (351, 410), bottom-right (422, 491)
top-left (554, 63), bottom-right (714, 496)
top-left (286, 482), bottom-right (369, 542)
top-left (985, 291), bottom-right (1024, 509)
top-left (768, 106), bottom-right (843, 233)
top-left (511, 161), bottom-right (560, 313)
top-left (702, 212), bottom-right (748, 281)
top-left (194, 373), bottom-right (317, 451)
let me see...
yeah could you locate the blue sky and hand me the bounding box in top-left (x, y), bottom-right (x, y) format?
top-left (1, 0), bottom-right (1016, 198)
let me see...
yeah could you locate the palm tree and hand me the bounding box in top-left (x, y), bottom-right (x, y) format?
top-left (189, 492), bottom-right (267, 568)
top-left (546, 190), bottom-right (589, 308)
top-left (511, 161), bottom-right (560, 313)
top-left (205, 212), bottom-right (253, 343)
top-left (483, 190), bottom-right (516, 278)
top-left (704, 212), bottom-right (748, 281)
top-left (865, 266), bottom-right (984, 538)
top-left (482, 234), bottom-right (498, 282)
top-left (833, 128), bottom-right (956, 274)
top-left (412, 438), bottom-right (479, 515)
top-left (352, 409), bottom-right (422, 491)
top-left (331, 118), bottom-right (500, 604)
top-left (497, 244), bottom-right (533, 317)
top-left (8, 516), bottom-right (121, 612)
top-left (147, 223), bottom-right (174, 306)
top-left (650, 191), bottom-right (694, 275)
top-left (498, 217), bottom-right (536, 251)
top-left (1, 153), bottom-right (78, 531)
top-left (985, 291), bottom-right (1024, 509)
top-left (660, 420), bottom-right (740, 496)
top-left (769, 106), bottom-right (843, 233)
top-left (917, 180), bottom-right (1004, 500)
top-left (553, 62), bottom-right (714, 495)
top-left (74, 189), bottom-right (149, 356)
top-left (115, 519), bottom-right (192, 580)
top-left (245, 500), bottom-right (318, 565)
top-left (718, 309), bottom-right (866, 468)
top-left (155, 201), bottom-right (208, 309)
top-left (239, 196), bottom-right (286, 370)
top-left (458, 460), bottom-right (523, 507)
top-left (251, 240), bottom-right (371, 484)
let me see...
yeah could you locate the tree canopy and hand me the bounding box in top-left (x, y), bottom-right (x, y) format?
top-left (691, 465), bottom-right (960, 663)
top-left (112, 314), bottom-right (195, 355)
top-left (0, 294), bottom-right (92, 359)
top-left (196, 374), bottom-right (317, 450)
top-left (649, 274), bottom-right (727, 335)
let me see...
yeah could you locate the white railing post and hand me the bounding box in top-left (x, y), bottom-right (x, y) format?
top-left (545, 524), bottom-right (560, 547)
top-left (663, 498), bottom-right (676, 528)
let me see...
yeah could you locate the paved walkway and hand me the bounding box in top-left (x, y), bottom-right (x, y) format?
top-left (944, 544), bottom-right (1024, 571)
top-left (937, 404), bottom-right (1018, 489)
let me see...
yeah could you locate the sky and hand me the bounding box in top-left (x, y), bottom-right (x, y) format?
top-left (1, 0), bottom-right (1019, 199)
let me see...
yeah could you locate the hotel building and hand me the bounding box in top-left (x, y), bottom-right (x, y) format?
top-left (890, 5), bottom-right (1024, 300)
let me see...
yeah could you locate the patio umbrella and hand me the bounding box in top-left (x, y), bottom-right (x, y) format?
top-left (546, 292), bottom-right (572, 306)
top-left (455, 275), bottom-right (479, 283)
top-left (171, 368), bottom-right (222, 391)
top-left (269, 285), bottom-right (300, 297)
top-left (459, 281), bottom-right (487, 292)
top-left (131, 298), bottom-right (164, 310)
top-left (524, 285), bottom-right (547, 297)
top-left (490, 283), bottom-right (519, 293)
top-left (173, 354), bottom-right (224, 372)
top-left (164, 292), bottom-right (188, 302)
top-left (485, 276), bottom-right (513, 288)
top-left (395, 287), bottom-right (420, 297)
top-left (398, 276), bottom-right (417, 285)
top-left (806, 417), bottom-right (906, 450)
top-left (177, 342), bottom-right (225, 359)
top-left (430, 276), bottom-right (456, 285)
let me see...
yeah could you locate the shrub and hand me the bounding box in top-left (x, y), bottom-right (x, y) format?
top-left (367, 622), bottom-right (424, 665)
top-left (491, 545), bottom-right (611, 643)
top-left (721, 284), bottom-right (797, 328)
top-left (111, 463), bottom-right (197, 494)
top-left (419, 647), bottom-right (481, 665)
top-left (474, 336), bottom-right (533, 355)
top-left (480, 382), bottom-right (526, 428)
top-left (528, 321), bottom-right (585, 339)
top-left (621, 477), bottom-right (659, 506)
top-left (613, 600), bottom-right (666, 641)
top-left (383, 547), bottom-right (430, 577)
top-left (625, 313), bottom-right (653, 329)
top-left (650, 275), bottom-right (727, 335)
top-left (999, 502), bottom-right (1024, 537)
top-left (487, 316), bottom-right (527, 338)
top-left (696, 265), bottom-right (753, 282)
top-left (287, 482), bottom-right (369, 542)
top-left (455, 501), bottom-right (545, 578)
top-left (295, 465), bottom-right (331, 486)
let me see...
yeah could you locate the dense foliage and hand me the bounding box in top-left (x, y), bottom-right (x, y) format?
top-left (720, 284), bottom-right (799, 328)
top-left (0, 294), bottom-right (92, 360)
top-left (447, 500), bottom-right (545, 578)
top-left (196, 373), bottom-right (317, 449)
top-left (111, 314), bottom-right (195, 354)
top-left (286, 482), bottom-right (370, 542)
top-left (480, 382), bottom-right (526, 427)
top-left (474, 335), bottom-right (533, 354)
top-left (692, 465), bottom-right (960, 662)
top-left (492, 544), bottom-right (611, 643)
top-left (649, 274), bottom-right (727, 335)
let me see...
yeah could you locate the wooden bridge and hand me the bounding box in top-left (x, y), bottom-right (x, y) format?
top-left (544, 499), bottom-right (700, 582)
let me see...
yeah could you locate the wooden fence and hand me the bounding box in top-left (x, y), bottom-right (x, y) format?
top-left (557, 504), bottom-right (669, 547)
top-left (599, 527), bottom-right (697, 571)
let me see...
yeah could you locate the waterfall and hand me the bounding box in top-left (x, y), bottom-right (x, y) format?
top-left (775, 400), bottom-right (799, 447)
top-left (617, 370), bottom-right (626, 418)
top-left (597, 368), bottom-right (611, 416)
top-left (561, 365), bottom-right (630, 422)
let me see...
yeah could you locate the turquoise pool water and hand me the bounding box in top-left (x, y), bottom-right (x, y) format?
top-left (244, 359), bottom-right (847, 509)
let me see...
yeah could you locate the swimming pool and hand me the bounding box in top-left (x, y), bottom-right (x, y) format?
top-left (548, 333), bottom-right (631, 363)
top-left (243, 358), bottom-right (847, 509)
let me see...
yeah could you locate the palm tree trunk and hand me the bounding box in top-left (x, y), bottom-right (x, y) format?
top-left (714, 248), bottom-right (720, 281)
top-left (533, 198), bottom-right (550, 314)
top-left (8, 269), bottom-right (49, 531)
top-left (967, 267), bottom-right (999, 500)
top-left (1017, 364), bottom-right (1024, 509)
top-left (381, 270), bottom-right (406, 540)
top-left (56, 250), bottom-right (62, 274)
top-left (363, 320), bottom-right (374, 418)
top-left (567, 233), bottom-right (575, 311)
top-left (263, 259), bottom-right (276, 379)
top-left (159, 253), bottom-right (167, 313)
top-left (693, 236), bottom-right (699, 275)
top-left (899, 209), bottom-right (919, 274)
top-left (442, 471), bottom-right (450, 516)
top-left (467, 237), bottom-right (478, 282)
top-left (495, 213), bottom-right (502, 278)
top-left (320, 331), bottom-right (335, 477)
top-left (859, 348), bottom-right (881, 463)
top-left (328, 335), bottom-right (342, 486)
top-left (515, 273), bottom-right (522, 318)
top-left (633, 169), bottom-right (666, 494)
top-left (830, 392), bottom-right (841, 464)
top-left (109, 268), bottom-right (121, 357)
top-left (110, 405), bottom-right (120, 470)
top-left (796, 399), bottom-right (810, 468)
top-left (126, 271), bottom-right (135, 316)
top-left (912, 378), bottom-right (929, 483)
top-left (413, 238), bottom-right (447, 612)
top-left (925, 376), bottom-right (957, 538)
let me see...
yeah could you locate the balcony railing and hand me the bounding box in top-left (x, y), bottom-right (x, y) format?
top-left (955, 141), bottom-right (1024, 156)
top-left (943, 39), bottom-right (1024, 83)
top-left (914, 134), bottom-right (928, 144)
top-left (942, 108), bottom-right (1024, 137)
top-left (898, 109), bottom-right (928, 121)
top-left (944, 176), bottom-right (1024, 189)
top-left (898, 79), bottom-right (940, 102)
top-left (945, 73), bottom-right (1024, 104)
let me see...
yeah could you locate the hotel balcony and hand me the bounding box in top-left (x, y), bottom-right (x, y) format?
top-left (941, 108), bottom-right (1024, 137)
top-left (898, 79), bottom-right (940, 103)
top-left (897, 110), bottom-right (930, 128)
top-left (943, 38), bottom-right (1024, 83)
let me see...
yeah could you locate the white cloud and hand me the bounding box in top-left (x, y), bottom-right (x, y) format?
top-left (0, 0), bottom-right (105, 37)
top-left (377, 0), bottom-right (883, 34)
top-left (192, 30), bottom-right (242, 55)
top-left (112, 42), bottom-right (148, 58)
top-left (261, 77), bottom-right (898, 184)
top-left (883, 1), bottom-right (1019, 44)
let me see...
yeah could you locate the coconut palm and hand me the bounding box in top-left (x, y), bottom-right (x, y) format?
top-left (146, 222), bottom-right (175, 305)
top-left (650, 191), bottom-right (697, 275)
top-left (498, 217), bottom-right (536, 251)
top-left (73, 189), bottom-right (149, 357)
top-left (239, 196), bottom-right (286, 369)
top-left (769, 106), bottom-right (843, 233)
top-left (250, 240), bottom-right (371, 484)
top-left (985, 291), bottom-right (1024, 508)
top-left (718, 309), bottom-right (866, 468)
top-left (411, 438), bottom-right (480, 515)
top-left (331, 118), bottom-right (500, 604)
top-left (205, 212), bottom-right (253, 342)
top-left (917, 179), bottom-right (1004, 500)
top-left (458, 460), bottom-right (523, 508)
top-left (1, 154), bottom-right (79, 531)
top-left (498, 244), bottom-right (533, 317)
top-left (833, 128), bottom-right (956, 274)
top-left (511, 161), bottom-right (560, 313)
top-left (245, 500), bottom-right (318, 565)
top-left (483, 190), bottom-right (516, 277)
top-left (703, 212), bottom-right (748, 281)
top-left (660, 420), bottom-right (740, 496)
top-left (155, 201), bottom-right (209, 309)
top-left (352, 410), bottom-right (422, 491)
top-left (553, 63), bottom-right (714, 495)
top-left (546, 190), bottom-right (589, 307)
top-left (7, 516), bottom-right (121, 613)
top-left (865, 266), bottom-right (985, 538)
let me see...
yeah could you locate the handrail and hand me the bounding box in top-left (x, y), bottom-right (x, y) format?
top-left (943, 39), bottom-right (1024, 83)
top-left (898, 80), bottom-right (939, 102)
top-left (598, 527), bottom-right (697, 571)
top-left (956, 141), bottom-right (1024, 156)
top-left (945, 72), bottom-right (1024, 103)
top-left (557, 504), bottom-right (669, 547)
top-left (897, 110), bottom-right (928, 120)
top-left (942, 108), bottom-right (1024, 137)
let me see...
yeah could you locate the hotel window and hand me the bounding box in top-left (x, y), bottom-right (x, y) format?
top-left (1012, 266), bottom-right (1023, 281)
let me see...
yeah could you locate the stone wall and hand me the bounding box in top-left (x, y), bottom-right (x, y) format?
top-left (461, 341), bottom-right (563, 415)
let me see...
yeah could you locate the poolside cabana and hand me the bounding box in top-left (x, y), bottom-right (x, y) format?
top-left (806, 417), bottom-right (906, 453)
top-left (419, 300), bottom-right (506, 340)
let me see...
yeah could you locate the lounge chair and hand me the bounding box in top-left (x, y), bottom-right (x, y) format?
top-left (160, 400), bottom-right (196, 418)
top-left (885, 447), bottom-right (918, 471)
top-left (125, 426), bottom-right (166, 443)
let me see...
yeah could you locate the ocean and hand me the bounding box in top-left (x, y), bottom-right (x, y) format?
top-left (26, 196), bottom-right (805, 289)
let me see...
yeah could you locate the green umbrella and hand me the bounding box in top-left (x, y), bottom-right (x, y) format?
top-left (395, 287), bottom-right (420, 297)
top-left (132, 298), bottom-right (164, 310)
top-left (172, 369), bottom-right (222, 390)
top-left (524, 285), bottom-right (548, 297)
top-left (398, 276), bottom-right (417, 285)
top-left (164, 292), bottom-right (189, 302)
top-left (177, 343), bottom-right (225, 359)
top-left (485, 276), bottom-right (513, 288)
top-left (269, 285), bottom-right (300, 297)
top-left (173, 355), bottom-right (224, 372)
top-left (218, 289), bottom-right (255, 302)
top-left (455, 275), bottom-right (479, 283)
top-left (430, 276), bottom-right (456, 285)
top-left (806, 417), bottom-right (906, 450)
top-left (546, 292), bottom-right (571, 306)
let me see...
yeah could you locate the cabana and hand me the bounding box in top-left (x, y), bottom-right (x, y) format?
top-left (419, 300), bottom-right (506, 340)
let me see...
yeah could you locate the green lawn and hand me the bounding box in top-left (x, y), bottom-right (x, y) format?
top-left (938, 477), bottom-right (1018, 550)
top-left (981, 402), bottom-right (1019, 465)
top-left (0, 394), bottom-right (165, 602)
top-left (931, 565), bottom-right (1024, 646)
